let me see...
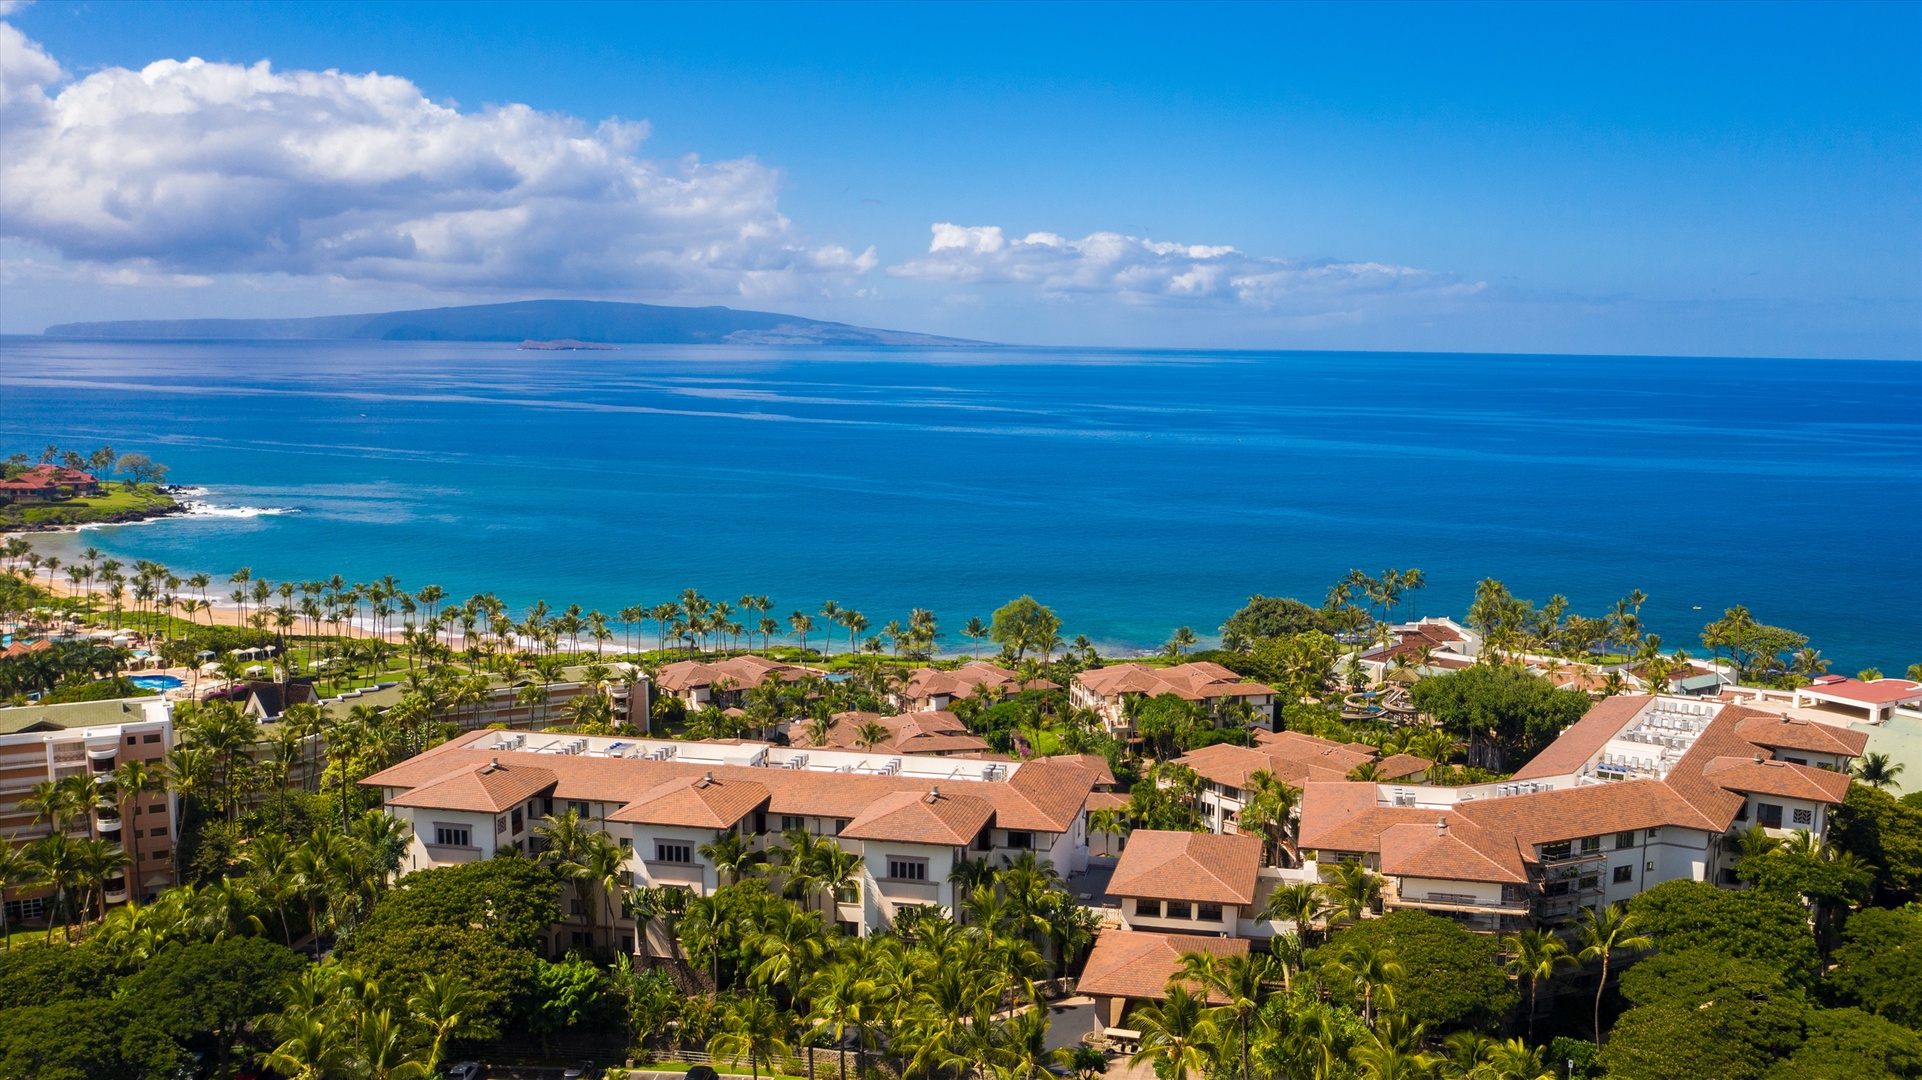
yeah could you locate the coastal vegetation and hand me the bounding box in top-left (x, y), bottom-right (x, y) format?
top-left (0, 444), bottom-right (178, 530)
top-left (1, 536), bottom-right (1920, 1078)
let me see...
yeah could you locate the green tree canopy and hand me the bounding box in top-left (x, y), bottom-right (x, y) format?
top-left (354, 855), bottom-right (562, 950)
top-left (339, 921), bottom-right (541, 1032)
top-left (1826, 906), bottom-right (1922, 1028)
top-left (0, 937), bottom-right (120, 1004)
top-left (1314, 910), bottom-right (1517, 1031)
top-left (0, 998), bottom-right (188, 1080)
top-left (1408, 664), bottom-right (1591, 768)
top-left (1625, 879), bottom-right (1818, 984)
top-left (1221, 596), bottom-right (1328, 641)
top-left (119, 937), bottom-right (306, 1072)
top-left (989, 596), bottom-right (1062, 662)
top-left (1829, 783), bottom-right (1922, 904)
top-left (1762, 1007), bottom-right (1922, 1080)
top-left (1603, 953), bottom-right (1808, 1080)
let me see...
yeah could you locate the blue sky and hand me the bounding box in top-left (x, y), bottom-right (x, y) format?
top-left (1, 1), bottom-right (1916, 357)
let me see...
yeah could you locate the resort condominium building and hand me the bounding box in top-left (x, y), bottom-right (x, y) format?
top-left (362, 730), bottom-right (1102, 957)
top-left (1072, 662), bottom-right (1280, 736)
top-left (1295, 693), bottom-right (1866, 931)
top-left (0, 696), bottom-right (178, 921)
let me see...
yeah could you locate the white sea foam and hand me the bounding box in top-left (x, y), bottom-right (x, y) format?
top-left (180, 501), bottom-right (298, 519)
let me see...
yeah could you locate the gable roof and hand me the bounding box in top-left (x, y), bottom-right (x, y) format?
top-left (606, 773), bottom-right (769, 828)
top-left (1076, 662), bottom-right (1276, 702)
top-left (1732, 713), bottom-right (1870, 757)
top-left (1700, 756), bottom-right (1853, 803)
top-left (1510, 695), bottom-right (1652, 780)
top-left (1077, 930), bottom-right (1250, 1001)
top-left (385, 759), bottom-right (557, 813)
top-left (840, 788), bottom-right (993, 845)
top-left (656, 655), bottom-right (806, 693)
top-left (795, 710), bottom-right (991, 756)
top-left (1379, 817), bottom-right (1526, 884)
top-left (1108, 830), bottom-right (1262, 904)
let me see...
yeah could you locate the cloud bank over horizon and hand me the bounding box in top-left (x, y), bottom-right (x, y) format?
top-left (0, 19), bottom-right (1485, 336)
top-left (0, 21), bottom-right (873, 302)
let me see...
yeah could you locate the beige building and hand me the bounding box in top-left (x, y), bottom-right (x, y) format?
top-left (0, 696), bottom-right (178, 920)
top-left (1072, 662), bottom-right (1279, 736)
top-left (1295, 694), bottom-right (1865, 932)
top-left (362, 731), bottom-right (1102, 955)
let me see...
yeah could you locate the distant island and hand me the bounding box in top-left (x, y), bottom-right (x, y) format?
top-left (519, 339), bottom-right (621, 351)
top-left (43, 298), bottom-right (991, 347)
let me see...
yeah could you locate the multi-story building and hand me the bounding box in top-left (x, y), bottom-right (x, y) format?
top-left (1177, 729), bottom-right (1433, 833)
top-left (789, 709), bottom-right (992, 756)
top-left (0, 696), bottom-right (178, 921)
top-left (361, 730), bottom-right (1102, 955)
top-left (1295, 694), bottom-right (1866, 931)
top-left (654, 655), bottom-right (805, 711)
top-left (891, 663), bottom-right (1058, 712)
top-left (1072, 662), bottom-right (1280, 736)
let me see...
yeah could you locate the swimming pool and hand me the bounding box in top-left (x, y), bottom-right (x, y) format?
top-left (130, 675), bottom-right (184, 691)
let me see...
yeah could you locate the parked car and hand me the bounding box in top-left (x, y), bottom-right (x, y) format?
top-left (444, 1064), bottom-right (483, 1080)
top-left (560, 1064), bottom-right (595, 1080)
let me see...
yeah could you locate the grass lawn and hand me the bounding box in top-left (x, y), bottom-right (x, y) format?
top-left (0, 483), bottom-right (176, 527)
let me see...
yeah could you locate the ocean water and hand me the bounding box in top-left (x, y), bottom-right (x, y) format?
top-left (1, 338), bottom-right (1917, 670)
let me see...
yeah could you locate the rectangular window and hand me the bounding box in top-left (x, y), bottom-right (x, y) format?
top-left (1165, 901), bottom-right (1192, 919)
top-left (512, 808), bottom-right (524, 832)
top-left (833, 819), bottom-right (850, 836)
top-left (781, 815), bottom-right (807, 832)
top-left (1578, 875), bottom-right (1600, 890)
top-left (568, 800), bottom-right (591, 818)
top-left (1613, 865), bottom-right (1634, 884)
top-left (126, 735), bottom-right (137, 746)
top-left (1784, 757), bottom-right (1807, 766)
top-left (836, 881), bottom-right (859, 904)
top-left (151, 848), bottom-right (169, 860)
top-left (655, 842), bottom-right (692, 864)
top-left (1196, 903), bottom-right (1223, 922)
top-left (3, 897), bottom-right (47, 922)
top-left (1615, 831), bottom-right (1637, 850)
top-left (149, 803), bottom-right (165, 815)
top-left (1792, 807), bottom-right (1813, 826)
top-left (1006, 831), bottom-right (1033, 850)
top-left (570, 899), bottom-right (585, 915)
top-left (1540, 840), bottom-right (1572, 860)
top-left (433, 825), bottom-right (472, 848)
top-left (619, 871), bottom-right (634, 886)
top-left (619, 837), bottom-right (632, 850)
top-left (496, 815), bottom-right (508, 835)
top-left (143, 733), bottom-right (161, 744)
top-left (1756, 803), bottom-right (1784, 829)
top-left (622, 934), bottom-right (635, 953)
top-left (1543, 881), bottom-right (1571, 897)
top-left (1580, 836), bottom-right (1601, 853)
top-left (148, 825), bottom-right (167, 838)
top-left (886, 857), bottom-right (929, 881)
top-left (1646, 827), bottom-right (1661, 839)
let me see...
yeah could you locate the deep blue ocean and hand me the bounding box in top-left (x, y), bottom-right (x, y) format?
top-left (1, 338), bottom-right (1917, 670)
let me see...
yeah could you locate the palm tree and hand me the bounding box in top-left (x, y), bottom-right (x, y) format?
top-left (820, 601), bottom-right (843, 657)
top-left (853, 720), bottom-right (891, 751)
top-left (1855, 752), bottom-right (1905, 789)
top-left (1574, 903), bottom-right (1652, 1046)
top-left (806, 961), bottom-right (877, 1080)
top-left (701, 831), bottom-right (763, 886)
top-left (964, 617), bottom-right (989, 660)
top-left (1262, 881), bottom-right (1328, 947)
top-left (1177, 951), bottom-right (1275, 1080)
top-left (265, 1012), bottom-right (348, 1080)
top-left (1328, 939), bottom-right (1400, 1027)
top-left (25, 834), bottom-right (82, 942)
top-left (1320, 860), bottom-right (1383, 926)
top-left (409, 973), bottom-right (487, 1072)
top-left (1127, 984), bottom-right (1219, 1080)
top-left (710, 993), bottom-right (794, 1080)
top-left (0, 844), bottom-right (30, 949)
top-left (1501, 927), bottom-right (1575, 1044)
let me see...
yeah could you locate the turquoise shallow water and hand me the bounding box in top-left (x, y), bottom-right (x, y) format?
top-left (1, 338), bottom-right (1917, 670)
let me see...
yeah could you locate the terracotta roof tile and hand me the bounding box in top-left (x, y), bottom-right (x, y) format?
top-left (656, 655), bottom-right (806, 692)
top-left (1107, 830), bottom-right (1263, 904)
top-left (1733, 714), bottom-right (1871, 757)
top-left (1700, 756), bottom-right (1853, 803)
top-left (1510, 695), bottom-right (1652, 780)
top-left (385, 759), bottom-right (557, 813)
top-left (1076, 663), bottom-right (1276, 703)
top-left (1077, 930), bottom-right (1250, 1001)
top-left (606, 773), bottom-right (769, 828)
top-left (1379, 817), bottom-right (1526, 884)
top-left (840, 788), bottom-right (993, 845)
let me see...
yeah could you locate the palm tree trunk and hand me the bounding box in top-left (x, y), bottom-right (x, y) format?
top-left (1595, 954), bottom-right (1609, 1045)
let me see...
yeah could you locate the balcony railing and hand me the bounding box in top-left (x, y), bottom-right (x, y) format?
top-left (1537, 848), bottom-right (1608, 866)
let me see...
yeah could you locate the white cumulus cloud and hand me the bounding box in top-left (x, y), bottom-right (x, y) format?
top-left (891, 224), bottom-right (1480, 314)
top-left (0, 23), bottom-right (873, 298)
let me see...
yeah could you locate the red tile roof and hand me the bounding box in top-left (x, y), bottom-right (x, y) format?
top-left (656, 655), bottom-right (807, 692)
top-left (1733, 714), bottom-right (1870, 757)
top-left (1379, 817), bottom-right (1526, 884)
top-left (1107, 830), bottom-right (1263, 904)
top-left (1801, 678), bottom-right (1922, 706)
top-left (793, 710), bottom-right (991, 756)
top-left (606, 773), bottom-right (769, 828)
top-left (1510, 695), bottom-right (1652, 780)
top-left (1077, 662), bottom-right (1276, 702)
top-left (840, 788), bottom-right (993, 845)
top-left (1077, 930), bottom-right (1250, 1002)
top-left (1700, 756), bottom-right (1853, 803)
top-left (385, 759), bottom-right (557, 813)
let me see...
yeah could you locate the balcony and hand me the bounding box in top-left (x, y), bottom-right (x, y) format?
top-left (1536, 847), bottom-right (1608, 867)
top-left (95, 813), bottom-right (122, 837)
top-left (422, 842), bottom-right (484, 863)
top-left (874, 877), bottom-right (940, 904)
